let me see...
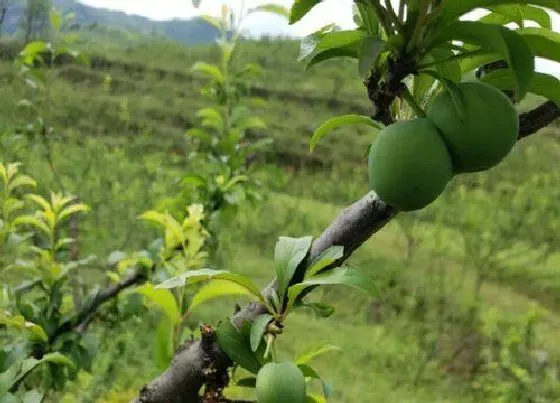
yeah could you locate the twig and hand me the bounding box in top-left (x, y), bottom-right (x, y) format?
top-left (50, 271), bottom-right (147, 344)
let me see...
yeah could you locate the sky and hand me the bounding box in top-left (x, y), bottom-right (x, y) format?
top-left (79, 0), bottom-right (559, 75)
top-left (79, 0), bottom-right (356, 36)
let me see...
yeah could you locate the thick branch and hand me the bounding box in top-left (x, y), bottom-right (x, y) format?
top-left (518, 101), bottom-right (560, 139)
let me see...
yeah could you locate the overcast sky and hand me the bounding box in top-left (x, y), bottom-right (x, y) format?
top-left (79, 0), bottom-right (559, 75)
top-left (78, 0), bottom-right (355, 36)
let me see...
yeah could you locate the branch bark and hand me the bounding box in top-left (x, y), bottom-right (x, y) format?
top-left (135, 102), bottom-right (559, 403)
top-left (518, 101), bottom-right (560, 139)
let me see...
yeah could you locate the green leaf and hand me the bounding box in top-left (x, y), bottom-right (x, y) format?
top-left (305, 30), bottom-right (366, 68)
top-left (12, 215), bottom-right (51, 236)
top-left (55, 238), bottom-right (74, 251)
top-left (139, 211), bottom-right (184, 251)
top-left (460, 52), bottom-right (502, 76)
top-left (49, 9), bottom-right (63, 32)
top-left (518, 27), bottom-right (560, 63)
top-left (480, 70), bottom-right (560, 105)
top-left (7, 175), bottom-right (36, 192)
top-left (481, 5), bottom-right (552, 28)
top-left (0, 314), bottom-right (48, 342)
top-left (41, 352), bottom-right (75, 369)
top-left (355, 1), bottom-right (380, 36)
top-left (358, 36), bottom-right (385, 78)
top-left (298, 23), bottom-right (337, 62)
top-left (135, 283), bottom-right (180, 324)
top-left (58, 203), bottom-right (90, 222)
top-left (189, 279), bottom-right (257, 312)
top-left (440, 1), bottom-right (560, 24)
top-left (290, 0), bottom-right (323, 24)
top-left (306, 395), bottom-right (327, 403)
top-left (310, 115), bottom-right (381, 151)
top-left (236, 377), bottom-right (257, 388)
top-left (434, 75), bottom-right (469, 121)
top-left (216, 319), bottom-right (262, 374)
top-left (298, 364), bottom-right (332, 398)
top-left (22, 389), bottom-right (44, 403)
top-left (0, 361), bottom-right (21, 395)
top-left (190, 62), bottom-right (224, 83)
top-left (287, 266), bottom-right (378, 308)
top-left (201, 15), bottom-right (221, 30)
top-left (154, 317), bottom-right (174, 371)
top-left (196, 107), bottom-right (224, 128)
top-left (250, 314), bottom-right (273, 352)
top-left (296, 343), bottom-right (341, 365)
top-left (25, 194), bottom-right (50, 212)
top-left (418, 46), bottom-right (462, 84)
top-left (5, 353), bottom-right (75, 391)
top-left (21, 41), bottom-right (47, 60)
top-left (156, 269), bottom-right (268, 309)
top-left (275, 236), bottom-right (313, 299)
top-left (306, 246), bottom-right (344, 278)
top-left (434, 22), bottom-right (534, 98)
top-left (249, 4), bottom-right (289, 18)
top-left (244, 138), bottom-right (274, 153)
top-left (298, 363), bottom-right (321, 379)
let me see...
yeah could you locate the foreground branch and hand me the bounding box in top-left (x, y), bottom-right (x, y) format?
top-left (136, 98), bottom-right (558, 402)
top-left (518, 101), bottom-right (560, 139)
top-left (136, 193), bottom-right (395, 402)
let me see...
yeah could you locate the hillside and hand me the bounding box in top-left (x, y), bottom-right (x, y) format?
top-left (0, 0), bottom-right (219, 44)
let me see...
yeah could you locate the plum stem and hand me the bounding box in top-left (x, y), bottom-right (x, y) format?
top-left (399, 85), bottom-right (427, 118)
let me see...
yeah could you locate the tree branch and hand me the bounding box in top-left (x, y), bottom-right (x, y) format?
top-left (135, 193), bottom-right (396, 403)
top-left (135, 90), bottom-right (558, 403)
top-left (518, 101), bottom-right (560, 139)
top-left (50, 271), bottom-right (147, 344)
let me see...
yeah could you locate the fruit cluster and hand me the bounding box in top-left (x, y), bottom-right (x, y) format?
top-left (368, 81), bottom-right (519, 211)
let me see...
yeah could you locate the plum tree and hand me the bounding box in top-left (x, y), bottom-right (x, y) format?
top-left (368, 118), bottom-right (453, 211)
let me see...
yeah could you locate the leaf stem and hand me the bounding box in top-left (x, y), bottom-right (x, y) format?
top-left (399, 85), bottom-right (426, 117)
top-left (370, 0), bottom-right (395, 35)
top-left (385, 0), bottom-right (402, 27)
top-left (398, 0), bottom-right (405, 22)
top-left (406, 0), bottom-right (431, 53)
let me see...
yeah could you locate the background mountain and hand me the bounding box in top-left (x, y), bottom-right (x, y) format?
top-left (0, 0), bottom-right (219, 44)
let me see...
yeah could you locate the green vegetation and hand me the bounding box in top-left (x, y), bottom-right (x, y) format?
top-left (1, 1), bottom-right (560, 402)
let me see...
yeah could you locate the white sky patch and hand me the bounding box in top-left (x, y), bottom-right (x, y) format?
top-left (79, 0), bottom-right (559, 75)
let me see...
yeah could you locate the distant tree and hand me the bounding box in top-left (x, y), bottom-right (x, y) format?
top-left (21, 0), bottom-right (52, 43)
top-left (0, 0), bottom-right (13, 36)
